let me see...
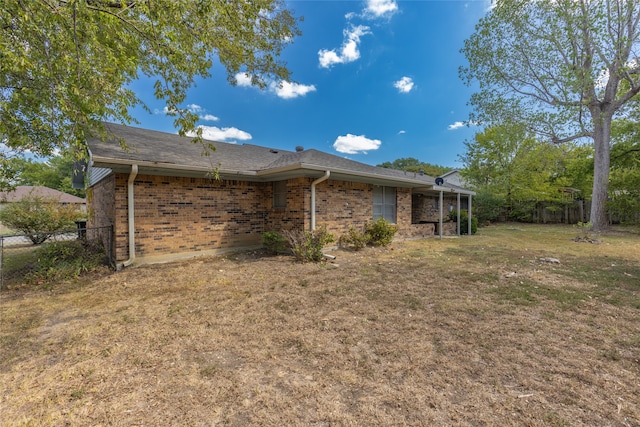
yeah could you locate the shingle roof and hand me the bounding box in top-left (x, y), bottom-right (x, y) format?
top-left (0, 186), bottom-right (86, 204)
top-left (89, 123), bottom-right (287, 171)
top-left (264, 148), bottom-right (437, 183)
top-left (88, 123), bottom-right (473, 194)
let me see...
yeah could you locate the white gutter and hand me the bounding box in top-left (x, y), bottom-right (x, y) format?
top-left (91, 158), bottom-right (480, 196)
top-left (121, 164), bottom-right (138, 269)
top-left (91, 156), bottom-right (258, 178)
top-left (311, 170), bottom-right (330, 230)
top-left (259, 163), bottom-right (438, 188)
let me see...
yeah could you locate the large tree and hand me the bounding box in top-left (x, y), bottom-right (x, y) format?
top-left (377, 157), bottom-right (451, 177)
top-left (609, 114), bottom-right (640, 223)
top-left (1, 0), bottom-right (301, 187)
top-left (461, 0), bottom-right (640, 231)
top-left (460, 123), bottom-right (588, 220)
top-left (10, 150), bottom-right (85, 198)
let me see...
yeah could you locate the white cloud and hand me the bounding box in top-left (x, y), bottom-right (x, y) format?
top-left (319, 25), bottom-right (371, 68)
top-left (398, 130), bottom-right (406, 135)
top-left (235, 72), bottom-right (252, 87)
top-left (201, 114), bottom-right (219, 122)
top-left (154, 104), bottom-right (219, 122)
top-left (394, 76), bottom-right (415, 93)
top-left (333, 134), bottom-right (381, 154)
top-left (236, 72), bottom-right (316, 99)
top-left (153, 106), bottom-right (176, 115)
top-left (186, 104), bottom-right (203, 113)
top-left (448, 121), bottom-right (479, 130)
top-left (187, 126), bottom-right (252, 143)
top-left (364, 0), bottom-right (398, 18)
top-left (270, 81), bottom-right (317, 99)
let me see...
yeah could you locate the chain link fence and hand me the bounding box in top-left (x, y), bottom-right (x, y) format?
top-left (0, 225), bottom-right (113, 288)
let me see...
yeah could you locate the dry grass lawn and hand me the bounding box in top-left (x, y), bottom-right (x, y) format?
top-left (1, 223), bottom-right (639, 426)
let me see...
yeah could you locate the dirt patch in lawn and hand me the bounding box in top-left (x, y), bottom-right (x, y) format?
top-left (1, 224), bottom-right (639, 426)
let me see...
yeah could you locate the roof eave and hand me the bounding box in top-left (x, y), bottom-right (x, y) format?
top-left (258, 163), bottom-right (440, 188)
top-left (90, 155), bottom-right (258, 179)
top-left (433, 184), bottom-right (476, 196)
top-left (89, 155), bottom-right (475, 194)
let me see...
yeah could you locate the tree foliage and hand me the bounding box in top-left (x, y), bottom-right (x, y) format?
top-left (461, 0), bottom-right (640, 230)
top-left (460, 123), bottom-right (593, 221)
top-left (0, 0), bottom-right (301, 186)
top-left (470, 188), bottom-right (505, 224)
top-left (9, 151), bottom-right (85, 198)
top-left (609, 116), bottom-right (640, 223)
top-left (377, 157), bottom-right (451, 177)
top-left (0, 194), bottom-right (84, 244)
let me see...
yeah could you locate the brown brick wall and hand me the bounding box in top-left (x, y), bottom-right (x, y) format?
top-left (396, 187), bottom-right (412, 238)
top-left (413, 194), bottom-right (460, 223)
top-left (313, 180), bottom-right (372, 236)
top-left (266, 177), bottom-right (309, 233)
top-left (87, 173), bottom-right (116, 257)
top-left (310, 181), bottom-right (440, 240)
top-left (411, 194), bottom-right (461, 236)
top-left (133, 175), bottom-right (271, 261)
top-left (92, 173), bottom-right (445, 264)
top-left (114, 174), bottom-right (134, 261)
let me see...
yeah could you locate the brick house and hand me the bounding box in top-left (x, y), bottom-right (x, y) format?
top-left (87, 124), bottom-right (474, 267)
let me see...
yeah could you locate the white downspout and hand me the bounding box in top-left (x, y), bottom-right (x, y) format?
top-left (121, 164), bottom-right (138, 268)
top-left (311, 170), bottom-right (330, 231)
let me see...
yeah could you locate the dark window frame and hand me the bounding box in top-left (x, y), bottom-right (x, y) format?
top-left (273, 180), bottom-right (287, 209)
top-left (373, 186), bottom-right (396, 223)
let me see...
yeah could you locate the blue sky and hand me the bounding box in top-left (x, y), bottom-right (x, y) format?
top-left (130, 0), bottom-right (492, 168)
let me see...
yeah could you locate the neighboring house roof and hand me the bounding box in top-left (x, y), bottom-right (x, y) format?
top-left (439, 169), bottom-right (469, 188)
top-left (88, 123), bottom-right (474, 195)
top-left (440, 169), bottom-right (461, 179)
top-left (0, 186), bottom-right (86, 204)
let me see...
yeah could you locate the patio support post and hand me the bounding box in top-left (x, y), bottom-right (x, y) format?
top-left (457, 192), bottom-right (461, 236)
top-left (439, 190), bottom-right (443, 240)
top-left (468, 193), bottom-right (472, 237)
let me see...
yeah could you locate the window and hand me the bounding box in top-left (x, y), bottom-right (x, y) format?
top-left (373, 186), bottom-right (396, 223)
top-left (273, 181), bottom-right (287, 208)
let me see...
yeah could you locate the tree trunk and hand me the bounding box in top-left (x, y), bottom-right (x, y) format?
top-left (590, 110), bottom-right (612, 231)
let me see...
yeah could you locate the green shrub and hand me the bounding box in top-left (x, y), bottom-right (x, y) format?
top-left (365, 217), bottom-right (398, 246)
top-left (26, 239), bottom-right (108, 284)
top-left (339, 226), bottom-right (369, 251)
top-left (456, 209), bottom-right (478, 235)
top-left (282, 225), bottom-right (335, 263)
top-left (262, 231), bottom-right (287, 254)
top-left (0, 194), bottom-right (84, 244)
top-left (473, 189), bottom-right (505, 224)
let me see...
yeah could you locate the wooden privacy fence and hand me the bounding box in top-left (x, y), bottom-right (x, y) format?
top-left (532, 200), bottom-right (590, 224)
